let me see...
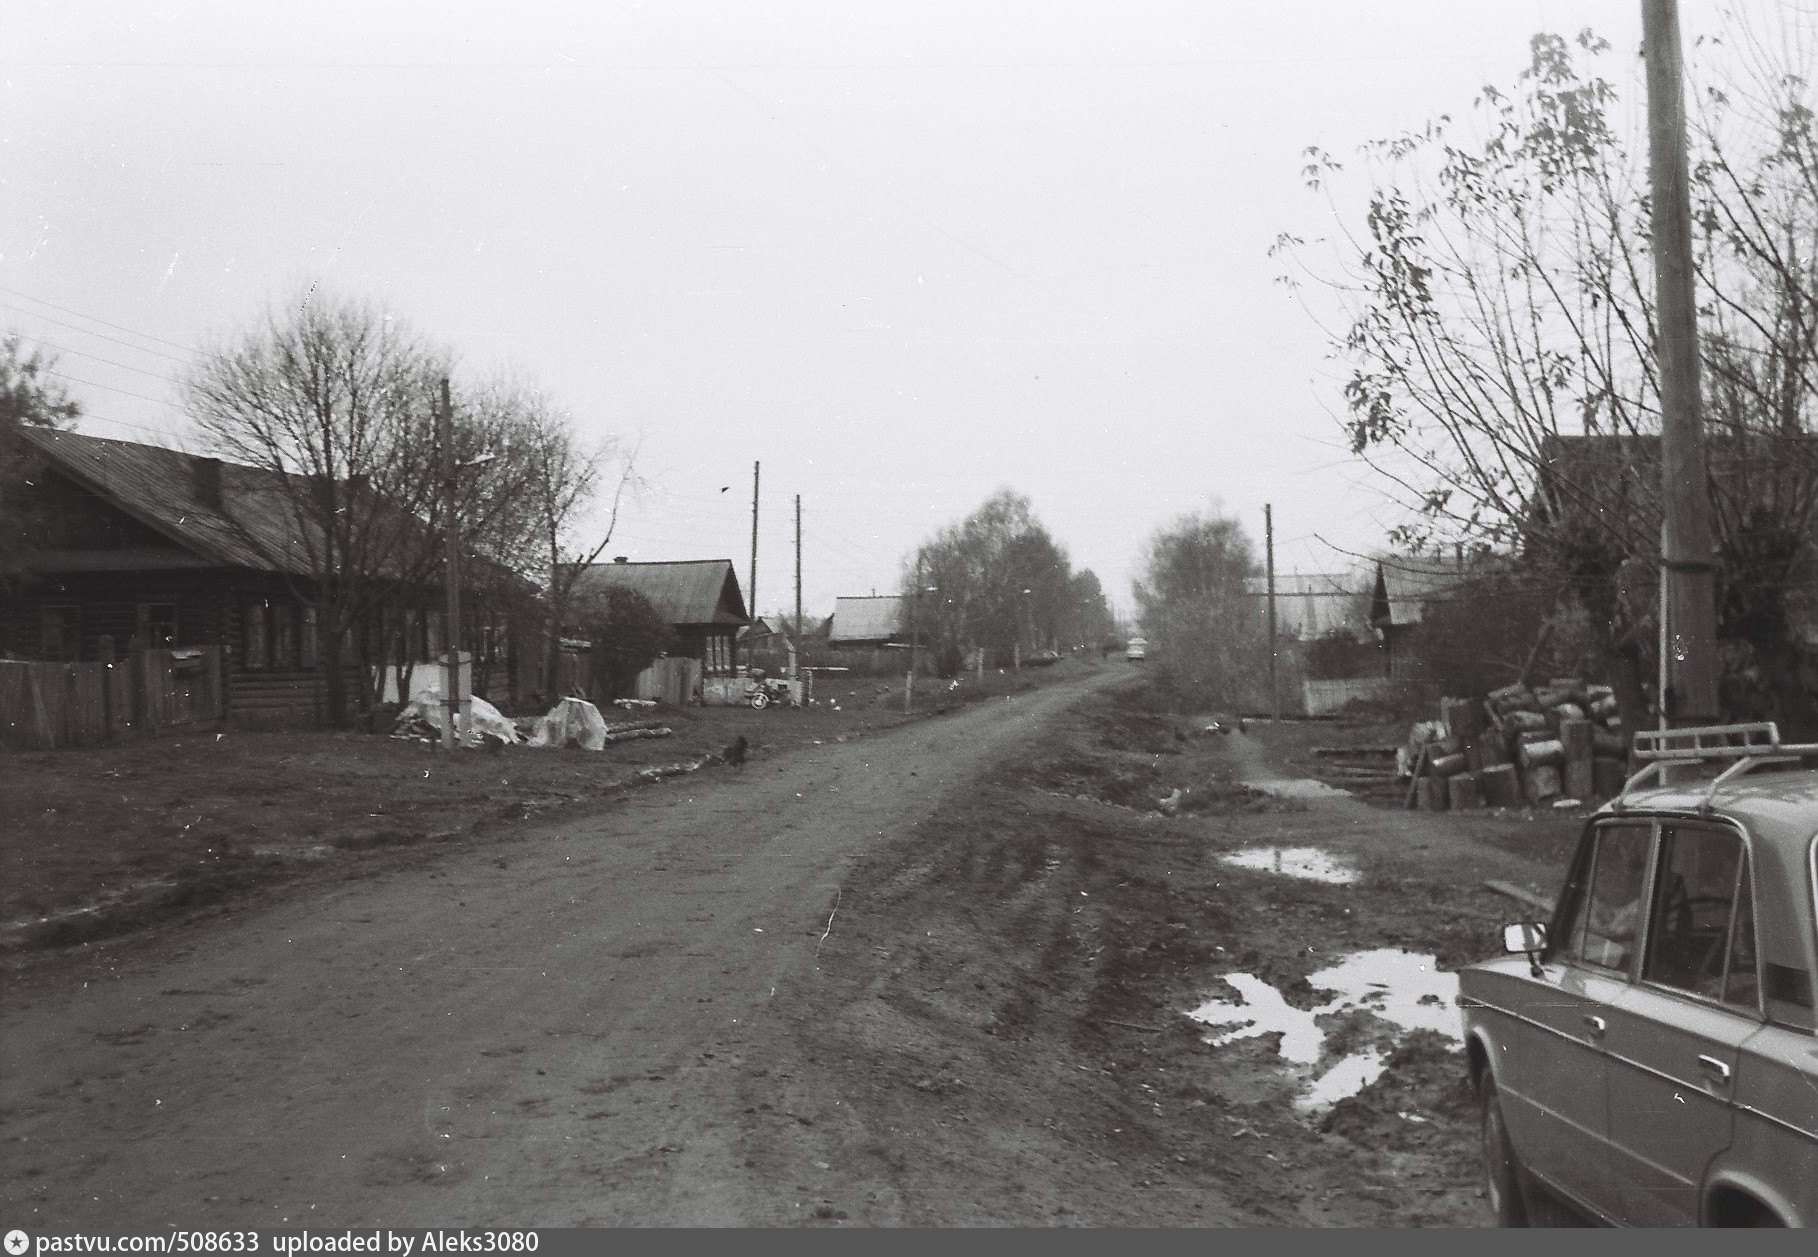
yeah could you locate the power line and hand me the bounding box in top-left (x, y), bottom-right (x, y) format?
top-left (43, 368), bottom-right (179, 408)
top-left (2, 301), bottom-right (190, 364)
top-left (0, 287), bottom-right (195, 353)
top-left (13, 333), bottom-right (177, 383)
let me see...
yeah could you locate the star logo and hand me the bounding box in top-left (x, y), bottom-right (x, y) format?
top-left (5, 1230), bottom-right (30, 1256)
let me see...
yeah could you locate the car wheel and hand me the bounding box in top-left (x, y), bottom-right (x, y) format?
top-left (1481, 1076), bottom-right (1530, 1227)
top-left (749, 691), bottom-right (770, 709)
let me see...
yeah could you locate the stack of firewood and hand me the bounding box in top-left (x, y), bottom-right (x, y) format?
top-left (1401, 680), bottom-right (1629, 811)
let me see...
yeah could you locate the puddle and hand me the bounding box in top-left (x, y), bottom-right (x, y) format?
top-left (1218, 846), bottom-right (1359, 884)
top-left (1242, 777), bottom-right (1352, 801)
top-left (1185, 950), bottom-right (1461, 1114)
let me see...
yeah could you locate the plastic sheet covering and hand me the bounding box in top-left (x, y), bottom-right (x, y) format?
top-left (527, 696), bottom-right (609, 750)
top-left (394, 677), bottom-right (522, 746)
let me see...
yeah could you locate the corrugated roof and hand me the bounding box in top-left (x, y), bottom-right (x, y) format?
top-left (22, 427), bottom-right (323, 576)
top-left (829, 595), bottom-right (903, 643)
top-left (568, 559), bottom-right (749, 627)
top-left (1241, 572), bottom-right (1362, 640)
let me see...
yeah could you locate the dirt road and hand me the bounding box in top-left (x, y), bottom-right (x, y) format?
top-left (1, 668), bottom-right (1122, 1228)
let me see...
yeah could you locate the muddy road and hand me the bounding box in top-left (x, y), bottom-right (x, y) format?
top-left (2, 672), bottom-right (1569, 1226)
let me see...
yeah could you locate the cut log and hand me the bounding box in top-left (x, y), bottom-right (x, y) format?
top-left (1526, 764), bottom-right (1564, 804)
top-left (1480, 764), bottom-right (1522, 808)
top-left (1565, 759), bottom-right (1595, 800)
top-left (1552, 702), bottom-right (1588, 724)
top-left (1435, 734), bottom-right (1465, 758)
top-left (1477, 735), bottom-right (1510, 767)
top-left (1592, 728), bottom-right (1627, 758)
top-left (1430, 752), bottom-right (1469, 777)
top-left (1559, 718), bottom-right (1595, 763)
top-left (1504, 710), bottom-right (1549, 735)
top-left (1448, 773), bottom-right (1484, 810)
top-left (1418, 776), bottom-right (1449, 811)
top-left (1519, 738), bottom-right (1566, 769)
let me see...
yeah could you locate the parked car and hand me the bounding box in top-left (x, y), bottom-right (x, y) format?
top-left (1125, 637), bottom-right (1147, 661)
top-left (1460, 722), bottom-right (1818, 1227)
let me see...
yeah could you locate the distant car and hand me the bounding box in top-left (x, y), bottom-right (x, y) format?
top-left (1125, 637), bottom-right (1147, 661)
top-left (1460, 722), bottom-right (1818, 1228)
top-left (1025, 650), bottom-right (1061, 667)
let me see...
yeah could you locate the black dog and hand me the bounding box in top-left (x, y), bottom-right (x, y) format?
top-left (722, 734), bottom-right (749, 769)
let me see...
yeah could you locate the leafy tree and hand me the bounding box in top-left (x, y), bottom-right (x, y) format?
top-left (569, 583), bottom-right (672, 700)
top-left (1, 335), bottom-right (81, 586)
top-left (1133, 508), bottom-right (1267, 709)
top-left (1281, 11), bottom-right (1818, 734)
top-left (908, 489), bottom-right (1080, 672)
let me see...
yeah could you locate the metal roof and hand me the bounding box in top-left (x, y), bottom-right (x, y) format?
top-left (1371, 555), bottom-right (1477, 628)
top-left (829, 595), bottom-right (903, 644)
top-left (568, 559), bottom-right (749, 628)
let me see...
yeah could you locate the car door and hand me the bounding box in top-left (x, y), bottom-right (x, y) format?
top-left (1605, 822), bottom-right (1761, 1226)
top-left (1501, 820), bottom-right (1651, 1218)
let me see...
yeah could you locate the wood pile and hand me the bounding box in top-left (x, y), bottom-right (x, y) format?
top-left (1400, 679), bottom-right (1628, 811)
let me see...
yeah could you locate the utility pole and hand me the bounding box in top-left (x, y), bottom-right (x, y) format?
top-left (439, 377), bottom-right (463, 750)
top-left (1265, 503), bottom-right (1278, 723)
top-left (794, 494), bottom-right (803, 645)
top-left (905, 555), bottom-right (921, 713)
top-left (748, 461), bottom-right (760, 625)
top-left (1644, 0), bottom-right (1720, 727)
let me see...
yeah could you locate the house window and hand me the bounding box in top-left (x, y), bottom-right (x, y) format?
top-left (272, 603), bottom-right (296, 670)
top-left (138, 603), bottom-right (178, 649)
top-left (301, 606), bottom-right (319, 668)
top-left (40, 606), bottom-right (80, 661)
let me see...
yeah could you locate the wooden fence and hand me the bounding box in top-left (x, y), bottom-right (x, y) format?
top-left (0, 647), bottom-right (226, 751)
top-left (1302, 676), bottom-right (1394, 717)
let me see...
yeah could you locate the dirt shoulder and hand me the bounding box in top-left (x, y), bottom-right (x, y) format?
top-left (751, 687), bottom-right (1584, 1225)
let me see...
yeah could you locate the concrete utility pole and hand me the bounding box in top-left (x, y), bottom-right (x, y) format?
top-left (1644, 0), bottom-right (1721, 726)
top-left (439, 377), bottom-right (463, 750)
top-left (748, 461), bottom-right (760, 623)
top-left (1265, 503), bottom-right (1278, 723)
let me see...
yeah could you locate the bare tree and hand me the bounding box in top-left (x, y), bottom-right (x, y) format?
top-left (183, 289), bottom-right (455, 723)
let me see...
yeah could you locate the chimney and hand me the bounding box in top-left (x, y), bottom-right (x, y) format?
top-left (613, 555), bottom-right (628, 564)
top-left (193, 457), bottom-right (223, 510)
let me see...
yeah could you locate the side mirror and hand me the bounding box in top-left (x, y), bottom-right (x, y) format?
top-left (1503, 921), bottom-right (1547, 976)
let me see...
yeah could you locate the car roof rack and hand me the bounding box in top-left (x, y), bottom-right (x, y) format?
top-left (1612, 722), bottom-right (1818, 814)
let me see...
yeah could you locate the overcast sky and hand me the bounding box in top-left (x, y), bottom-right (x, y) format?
top-left (3, 1), bottom-right (1718, 623)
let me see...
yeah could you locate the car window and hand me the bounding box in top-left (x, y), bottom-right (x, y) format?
top-left (1642, 824), bottom-right (1746, 1002)
top-left (1722, 858), bottom-right (1759, 1011)
top-left (1564, 823), bottom-right (1651, 972)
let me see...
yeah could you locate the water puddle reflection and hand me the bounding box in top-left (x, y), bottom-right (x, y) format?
top-left (1218, 845), bottom-right (1359, 884)
top-left (1185, 949), bottom-right (1460, 1114)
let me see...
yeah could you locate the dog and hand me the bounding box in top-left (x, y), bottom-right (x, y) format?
top-left (721, 734), bottom-right (749, 769)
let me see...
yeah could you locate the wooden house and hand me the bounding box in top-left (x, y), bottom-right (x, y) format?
top-left (2, 428), bottom-right (532, 722)
top-left (565, 557), bottom-right (750, 676)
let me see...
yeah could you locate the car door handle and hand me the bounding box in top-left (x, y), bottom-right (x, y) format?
top-left (1697, 1054), bottom-right (1732, 1085)
top-left (1583, 1014), bottom-right (1607, 1038)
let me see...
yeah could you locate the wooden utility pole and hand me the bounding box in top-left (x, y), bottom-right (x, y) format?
top-left (439, 377), bottom-right (463, 750)
top-left (1265, 503), bottom-right (1278, 723)
top-left (1644, 0), bottom-right (1720, 726)
top-left (905, 556), bottom-right (921, 713)
top-left (748, 460), bottom-right (760, 623)
top-left (794, 494), bottom-right (802, 645)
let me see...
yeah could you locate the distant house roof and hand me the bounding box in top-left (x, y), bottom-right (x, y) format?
top-left (1369, 555), bottom-right (1479, 628)
top-left (21, 427), bottom-right (334, 577)
top-left (829, 595), bottom-right (903, 644)
top-left (1241, 572), bottom-right (1361, 640)
top-left (568, 559), bottom-right (749, 629)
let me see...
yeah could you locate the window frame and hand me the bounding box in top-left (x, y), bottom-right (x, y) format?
top-left (1549, 818), bottom-right (1658, 979)
top-left (1632, 817), bottom-right (1765, 1021)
